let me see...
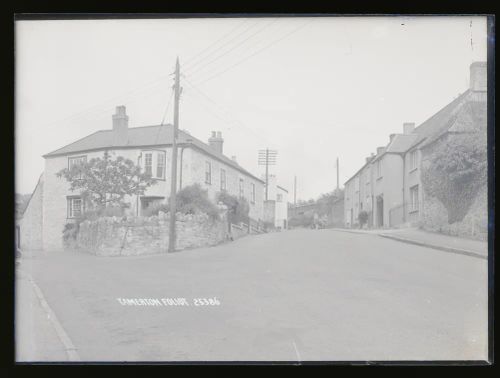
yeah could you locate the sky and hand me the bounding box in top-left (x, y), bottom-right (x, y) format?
top-left (15, 16), bottom-right (488, 201)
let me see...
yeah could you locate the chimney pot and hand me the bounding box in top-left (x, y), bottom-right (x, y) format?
top-left (208, 131), bottom-right (224, 154)
top-left (112, 105), bottom-right (129, 145)
top-left (403, 122), bottom-right (415, 134)
top-left (470, 61), bottom-right (487, 92)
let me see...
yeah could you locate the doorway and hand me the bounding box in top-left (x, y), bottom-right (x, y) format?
top-left (376, 195), bottom-right (384, 227)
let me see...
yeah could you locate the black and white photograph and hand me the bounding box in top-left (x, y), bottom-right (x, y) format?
top-left (14, 15), bottom-right (492, 363)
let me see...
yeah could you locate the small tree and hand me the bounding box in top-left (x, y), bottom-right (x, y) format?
top-left (358, 210), bottom-right (369, 229)
top-left (421, 131), bottom-right (487, 223)
top-left (57, 151), bottom-right (157, 212)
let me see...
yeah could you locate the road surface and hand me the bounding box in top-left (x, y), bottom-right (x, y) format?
top-left (17, 229), bottom-right (488, 362)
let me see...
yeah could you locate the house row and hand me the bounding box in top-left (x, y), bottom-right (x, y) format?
top-left (344, 61), bottom-right (487, 229)
top-left (20, 106), bottom-right (268, 251)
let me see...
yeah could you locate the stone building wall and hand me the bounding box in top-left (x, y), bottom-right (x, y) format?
top-left (19, 174), bottom-right (44, 250)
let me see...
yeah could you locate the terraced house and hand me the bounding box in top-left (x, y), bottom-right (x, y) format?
top-left (344, 61), bottom-right (487, 230)
top-left (20, 106), bottom-right (265, 251)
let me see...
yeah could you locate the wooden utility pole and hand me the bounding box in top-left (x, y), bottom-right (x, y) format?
top-left (168, 57), bottom-right (181, 253)
top-left (258, 149), bottom-right (277, 201)
top-left (294, 175), bottom-right (297, 207)
top-left (265, 149), bottom-right (269, 200)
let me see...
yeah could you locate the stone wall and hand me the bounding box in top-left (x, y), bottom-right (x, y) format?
top-left (72, 211), bottom-right (229, 256)
top-left (420, 185), bottom-right (488, 241)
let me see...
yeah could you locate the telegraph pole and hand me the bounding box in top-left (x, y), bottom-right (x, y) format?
top-left (258, 148), bottom-right (277, 201)
top-left (168, 57), bottom-right (181, 253)
top-left (294, 175), bottom-right (297, 207)
top-left (265, 149), bottom-right (269, 200)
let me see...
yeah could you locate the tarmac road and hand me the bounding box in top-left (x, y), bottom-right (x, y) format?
top-left (18, 228), bottom-right (489, 362)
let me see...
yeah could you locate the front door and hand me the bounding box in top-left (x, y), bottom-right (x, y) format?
top-left (376, 196), bottom-right (384, 227)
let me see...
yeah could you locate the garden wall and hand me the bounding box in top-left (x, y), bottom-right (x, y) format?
top-left (71, 211), bottom-right (229, 256)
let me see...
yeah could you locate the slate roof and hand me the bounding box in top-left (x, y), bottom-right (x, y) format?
top-left (44, 124), bottom-right (264, 183)
top-left (385, 134), bottom-right (418, 153)
top-left (345, 88), bottom-right (484, 185)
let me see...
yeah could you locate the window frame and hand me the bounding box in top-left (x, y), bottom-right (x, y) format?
top-left (67, 196), bottom-right (84, 219)
top-left (251, 183), bottom-right (256, 203)
top-left (220, 168), bottom-right (227, 191)
top-left (156, 151), bottom-right (166, 180)
top-left (68, 155), bottom-right (87, 180)
top-left (205, 161), bottom-right (212, 185)
top-left (141, 150), bottom-right (166, 180)
top-left (144, 152), bottom-right (153, 177)
top-left (376, 160), bottom-right (382, 179)
top-left (409, 150), bottom-right (418, 171)
top-left (409, 185), bottom-right (419, 213)
top-left (239, 178), bottom-right (244, 199)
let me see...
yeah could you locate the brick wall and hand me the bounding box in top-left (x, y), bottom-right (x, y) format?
top-left (71, 211), bottom-right (229, 256)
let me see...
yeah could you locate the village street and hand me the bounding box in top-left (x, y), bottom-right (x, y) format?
top-left (17, 229), bottom-right (488, 362)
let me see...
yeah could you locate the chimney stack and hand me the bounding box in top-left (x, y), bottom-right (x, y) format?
top-left (376, 146), bottom-right (386, 155)
top-left (470, 61), bottom-right (487, 92)
top-left (112, 105), bottom-right (129, 145)
top-left (208, 130), bottom-right (224, 154)
top-left (231, 155), bottom-right (237, 163)
top-left (403, 122), bottom-right (415, 135)
top-left (389, 133), bottom-right (396, 142)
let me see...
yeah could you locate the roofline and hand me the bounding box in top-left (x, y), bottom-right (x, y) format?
top-left (44, 141), bottom-right (265, 184)
top-left (20, 173), bottom-right (43, 219)
top-left (344, 157), bottom-right (375, 185)
top-left (277, 185), bottom-right (288, 193)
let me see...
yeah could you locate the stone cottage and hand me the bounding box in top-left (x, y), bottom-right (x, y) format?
top-left (344, 61), bottom-right (487, 233)
top-left (19, 106), bottom-right (265, 251)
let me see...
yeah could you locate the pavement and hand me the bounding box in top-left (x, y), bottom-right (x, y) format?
top-left (333, 227), bottom-right (488, 259)
top-left (15, 266), bottom-right (70, 362)
top-left (17, 229), bottom-right (489, 362)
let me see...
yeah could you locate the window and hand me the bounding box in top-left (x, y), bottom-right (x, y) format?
top-left (156, 151), bottom-right (165, 179)
top-left (144, 152), bottom-right (153, 176)
top-left (251, 183), bottom-right (256, 203)
top-left (68, 156), bottom-right (87, 179)
top-left (205, 161), bottom-right (212, 184)
top-left (277, 193), bottom-right (283, 202)
top-left (142, 150), bottom-right (166, 179)
top-left (220, 169), bottom-right (226, 191)
top-left (376, 160), bottom-right (382, 178)
top-left (239, 178), bottom-right (244, 198)
top-left (67, 197), bottom-right (83, 219)
top-left (409, 150), bottom-right (418, 171)
top-left (410, 185), bottom-right (419, 212)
